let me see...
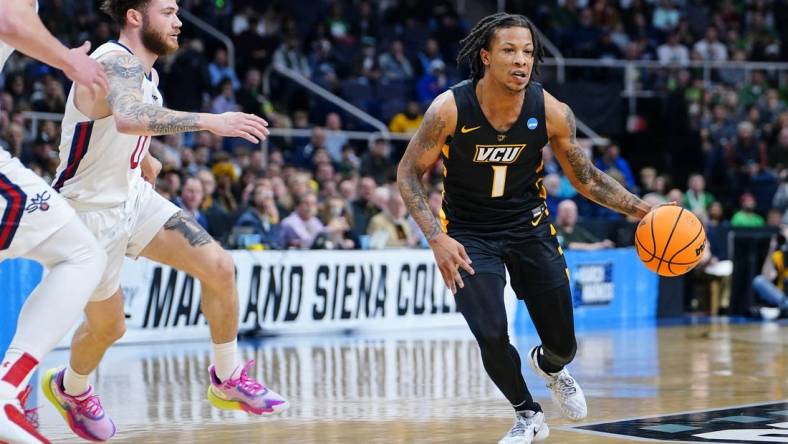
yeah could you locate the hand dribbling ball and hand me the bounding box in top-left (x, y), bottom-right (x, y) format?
top-left (635, 206), bottom-right (706, 277)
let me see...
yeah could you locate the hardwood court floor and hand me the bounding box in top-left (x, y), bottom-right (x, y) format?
top-left (35, 319), bottom-right (787, 443)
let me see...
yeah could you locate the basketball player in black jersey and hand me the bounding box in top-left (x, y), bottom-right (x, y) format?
top-left (398, 13), bottom-right (654, 444)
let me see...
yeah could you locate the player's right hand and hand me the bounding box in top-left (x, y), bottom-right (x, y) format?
top-left (429, 232), bottom-right (474, 294)
top-left (206, 112), bottom-right (270, 144)
top-left (63, 41), bottom-right (109, 99)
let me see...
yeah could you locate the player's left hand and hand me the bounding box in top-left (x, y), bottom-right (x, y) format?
top-left (63, 41), bottom-right (110, 99)
top-left (141, 154), bottom-right (162, 186)
top-left (205, 112), bottom-right (269, 144)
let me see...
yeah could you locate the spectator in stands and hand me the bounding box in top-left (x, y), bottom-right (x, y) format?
top-left (292, 126), bottom-right (328, 169)
top-left (273, 35), bottom-right (312, 78)
top-left (324, 112), bottom-right (348, 162)
top-left (164, 39), bottom-right (211, 112)
top-left (351, 0), bottom-right (379, 42)
top-left (32, 75), bottom-right (66, 113)
top-left (731, 192), bottom-right (765, 227)
top-left (4, 122), bottom-right (24, 158)
top-left (316, 196), bottom-right (356, 249)
top-left (555, 200), bottom-right (615, 251)
top-left (684, 173), bottom-right (715, 218)
top-left (210, 78), bottom-right (240, 115)
top-left (379, 40), bottom-right (414, 82)
top-left (693, 26), bottom-right (728, 61)
top-left (208, 48), bottom-right (240, 90)
top-left (236, 68), bottom-right (290, 128)
top-left (233, 180), bottom-right (284, 250)
top-left (281, 191), bottom-right (325, 249)
top-left (544, 174), bottom-right (562, 217)
top-left (658, 32), bottom-right (690, 64)
top-left (417, 60), bottom-right (449, 107)
top-left (594, 29), bottom-right (623, 60)
top-left (350, 176), bottom-right (380, 237)
top-left (360, 136), bottom-right (393, 185)
top-left (417, 38), bottom-right (443, 76)
top-left (211, 160), bottom-right (240, 213)
top-left (594, 143), bottom-right (635, 190)
top-left (176, 176), bottom-right (209, 230)
top-left (309, 38), bottom-right (340, 88)
top-left (389, 100), bottom-right (423, 134)
top-left (367, 188), bottom-right (419, 249)
top-left (729, 121), bottom-right (767, 185)
top-left (652, 0), bottom-right (681, 31)
top-left (752, 229), bottom-right (788, 319)
top-left (234, 15), bottom-right (274, 74)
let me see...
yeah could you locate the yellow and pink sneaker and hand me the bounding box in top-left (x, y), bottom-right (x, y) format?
top-left (206, 360), bottom-right (288, 416)
top-left (41, 368), bottom-right (116, 442)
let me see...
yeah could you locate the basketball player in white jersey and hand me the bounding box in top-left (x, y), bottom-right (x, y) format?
top-left (40, 0), bottom-right (287, 440)
top-left (0, 1), bottom-right (111, 443)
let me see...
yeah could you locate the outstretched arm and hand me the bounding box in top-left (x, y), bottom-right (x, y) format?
top-left (98, 52), bottom-right (268, 142)
top-left (397, 91), bottom-right (474, 293)
top-left (0, 0), bottom-right (108, 95)
top-left (546, 92), bottom-right (651, 219)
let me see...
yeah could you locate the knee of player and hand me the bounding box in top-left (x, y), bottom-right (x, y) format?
top-left (475, 326), bottom-right (510, 349)
top-left (203, 249), bottom-right (236, 286)
top-left (544, 342), bottom-right (577, 365)
top-left (94, 318), bottom-right (127, 343)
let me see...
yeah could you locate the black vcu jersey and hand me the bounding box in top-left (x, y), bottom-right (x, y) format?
top-left (442, 80), bottom-right (569, 295)
top-left (441, 79), bottom-right (549, 233)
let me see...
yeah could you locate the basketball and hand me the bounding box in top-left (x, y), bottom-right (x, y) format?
top-left (635, 206), bottom-right (707, 277)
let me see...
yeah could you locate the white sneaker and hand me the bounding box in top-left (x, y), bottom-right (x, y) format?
top-left (498, 410), bottom-right (550, 444)
top-left (0, 386), bottom-right (49, 443)
top-left (527, 346), bottom-right (587, 421)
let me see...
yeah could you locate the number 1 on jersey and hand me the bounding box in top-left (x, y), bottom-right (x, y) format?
top-left (491, 165), bottom-right (508, 197)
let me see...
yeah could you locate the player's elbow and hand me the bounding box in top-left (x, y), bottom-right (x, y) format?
top-left (114, 115), bottom-right (142, 135)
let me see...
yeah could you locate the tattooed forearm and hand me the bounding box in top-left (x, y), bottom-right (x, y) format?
top-left (164, 211), bottom-right (213, 247)
top-left (562, 107), bottom-right (650, 218)
top-left (399, 172), bottom-right (442, 240)
top-left (397, 108), bottom-right (446, 241)
top-left (102, 54), bottom-right (201, 135)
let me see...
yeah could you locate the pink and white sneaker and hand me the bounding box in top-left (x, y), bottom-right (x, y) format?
top-left (41, 368), bottom-right (116, 442)
top-left (0, 386), bottom-right (50, 444)
top-left (207, 360), bottom-right (288, 415)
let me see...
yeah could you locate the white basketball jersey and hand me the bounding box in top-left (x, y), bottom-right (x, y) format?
top-left (54, 40), bottom-right (163, 210)
top-left (0, 2), bottom-right (38, 167)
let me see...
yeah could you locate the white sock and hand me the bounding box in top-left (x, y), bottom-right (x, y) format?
top-left (63, 364), bottom-right (91, 397)
top-left (212, 339), bottom-right (240, 382)
top-left (0, 348), bottom-right (39, 399)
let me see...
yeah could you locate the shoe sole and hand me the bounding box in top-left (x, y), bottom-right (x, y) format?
top-left (206, 386), bottom-right (289, 416)
top-left (40, 369), bottom-right (113, 442)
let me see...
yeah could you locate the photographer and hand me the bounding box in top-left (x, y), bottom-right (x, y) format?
top-left (752, 227), bottom-right (788, 319)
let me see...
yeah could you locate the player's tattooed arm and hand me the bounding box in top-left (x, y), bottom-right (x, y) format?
top-left (101, 52), bottom-right (200, 135)
top-left (548, 97), bottom-right (651, 219)
top-left (396, 93), bottom-right (454, 241)
top-left (164, 211), bottom-right (213, 247)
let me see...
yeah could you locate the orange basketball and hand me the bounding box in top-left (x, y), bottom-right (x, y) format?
top-left (634, 206), bottom-right (707, 277)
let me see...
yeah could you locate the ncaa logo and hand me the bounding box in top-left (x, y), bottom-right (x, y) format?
top-left (527, 117), bottom-right (538, 130)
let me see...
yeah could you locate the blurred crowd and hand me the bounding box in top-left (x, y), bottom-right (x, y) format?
top-left (0, 0), bottom-right (786, 257)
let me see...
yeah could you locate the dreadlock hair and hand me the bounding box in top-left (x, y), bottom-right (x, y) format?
top-left (457, 13), bottom-right (544, 82)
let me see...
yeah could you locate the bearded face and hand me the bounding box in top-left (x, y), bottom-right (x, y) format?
top-left (141, 13), bottom-right (179, 56)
